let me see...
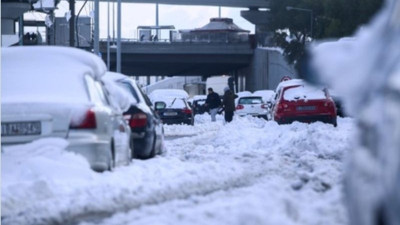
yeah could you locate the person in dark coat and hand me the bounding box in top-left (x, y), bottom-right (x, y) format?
top-left (222, 86), bottom-right (238, 123)
top-left (205, 87), bottom-right (221, 122)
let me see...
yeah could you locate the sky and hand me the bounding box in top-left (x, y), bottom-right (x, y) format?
top-left (24, 0), bottom-right (255, 39)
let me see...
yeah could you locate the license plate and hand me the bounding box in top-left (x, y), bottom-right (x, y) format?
top-left (1, 121), bottom-right (41, 136)
top-left (164, 112), bottom-right (178, 116)
top-left (296, 106), bottom-right (316, 111)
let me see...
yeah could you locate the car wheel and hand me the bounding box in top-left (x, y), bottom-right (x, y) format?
top-left (149, 131), bottom-right (157, 158)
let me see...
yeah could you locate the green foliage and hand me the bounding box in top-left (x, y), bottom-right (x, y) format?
top-left (268, 0), bottom-right (384, 66)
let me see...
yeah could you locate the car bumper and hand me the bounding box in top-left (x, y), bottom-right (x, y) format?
top-left (276, 115), bottom-right (336, 125)
top-left (67, 132), bottom-right (111, 172)
top-left (161, 117), bottom-right (192, 125)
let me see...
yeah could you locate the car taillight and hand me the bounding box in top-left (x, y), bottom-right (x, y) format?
top-left (261, 104), bottom-right (268, 109)
top-left (236, 104), bottom-right (244, 110)
top-left (182, 108), bottom-right (192, 114)
top-left (129, 113), bottom-right (147, 128)
top-left (70, 109), bottom-right (97, 129)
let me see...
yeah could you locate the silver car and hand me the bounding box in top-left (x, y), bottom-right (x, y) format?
top-left (1, 46), bottom-right (132, 172)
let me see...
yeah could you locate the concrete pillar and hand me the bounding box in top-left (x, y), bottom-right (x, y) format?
top-left (241, 9), bottom-right (273, 46)
top-left (1, 2), bottom-right (31, 35)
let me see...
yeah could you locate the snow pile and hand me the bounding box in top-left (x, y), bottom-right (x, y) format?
top-left (311, 1), bottom-right (400, 225)
top-left (2, 116), bottom-right (355, 225)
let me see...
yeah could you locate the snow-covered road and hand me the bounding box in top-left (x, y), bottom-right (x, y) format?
top-left (2, 115), bottom-right (354, 225)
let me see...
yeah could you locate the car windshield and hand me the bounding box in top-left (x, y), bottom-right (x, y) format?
top-left (239, 97), bottom-right (263, 104)
top-left (117, 81), bottom-right (140, 103)
top-left (283, 85), bottom-right (326, 101)
top-left (157, 98), bottom-right (187, 109)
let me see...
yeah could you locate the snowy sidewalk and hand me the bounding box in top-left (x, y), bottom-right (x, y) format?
top-left (2, 115), bottom-right (354, 225)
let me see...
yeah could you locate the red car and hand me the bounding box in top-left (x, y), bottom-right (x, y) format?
top-left (272, 80), bottom-right (337, 126)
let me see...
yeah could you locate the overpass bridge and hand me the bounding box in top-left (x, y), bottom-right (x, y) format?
top-left (100, 41), bottom-right (254, 76)
top-left (95, 0), bottom-right (270, 8)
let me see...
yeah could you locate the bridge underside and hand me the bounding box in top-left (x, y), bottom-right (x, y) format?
top-left (100, 42), bottom-right (253, 76)
top-left (94, 0), bottom-right (269, 8)
top-left (105, 53), bottom-right (252, 76)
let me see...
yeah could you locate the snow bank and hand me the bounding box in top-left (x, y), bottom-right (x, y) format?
top-left (2, 116), bottom-right (355, 225)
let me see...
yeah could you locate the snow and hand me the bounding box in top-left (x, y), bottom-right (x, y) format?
top-left (2, 115), bottom-right (355, 225)
top-left (283, 85), bottom-right (326, 101)
top-left (310, 1), bottom-right (400, 225)
top-left (275, 79), bottom-right (304, 93)
top-left (1, 46), bottom-right (106, 104)
top-left (149, 89), bottom-right (189, 102)
top-left (253, 90), bottom-right (275, 102)
top-left (102, 75), bottom-right (137, 112)
top-left (259, 47), bottom-right (284, 55)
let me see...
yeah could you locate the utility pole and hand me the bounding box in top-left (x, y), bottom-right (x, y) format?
top-left (107, 0), bottom-right (110, 70)
top-left (219, 6), bottom-right (221, 18)
top-left (69, 0), bottom-right (75, 47)
top-left (117, 0), bottom-right (121, 72)
top-left (19, 16), bottom-right (24, 46)
top-left (94, 0), bottom-right (99, 55)
top-left (156, 3), bottom-right (160, 38)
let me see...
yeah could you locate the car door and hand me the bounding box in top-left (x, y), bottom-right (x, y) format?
top-left (98, 81), bottom-right (131, 166)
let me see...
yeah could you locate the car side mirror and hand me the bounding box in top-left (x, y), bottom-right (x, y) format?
top-left (154, 101), bottom-right (167, 110)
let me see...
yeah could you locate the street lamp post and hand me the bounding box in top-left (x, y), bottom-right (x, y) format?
top-left (286, 6), bottom-right (313, 38)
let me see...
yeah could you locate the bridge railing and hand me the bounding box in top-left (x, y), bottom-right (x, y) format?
top-left (101, 32), bottom-right (251, 44)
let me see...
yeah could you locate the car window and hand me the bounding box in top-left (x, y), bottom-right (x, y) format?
top-left (85, 75), bottom-right (108, 106)
top-left (137, 87), bottom-right (153, 106)
top-left (95, 82), bottom-right (110, 105)
top-left (117, 81), bottom-right (140, 103)
top-left (239, 97), bottom-right (263, 104)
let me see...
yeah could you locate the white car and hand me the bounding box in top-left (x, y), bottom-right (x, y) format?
top-left (1, 46), bottom-right (132, 172)
top-left (234, 91), bottom-right (252, 106)
top-left (235, 96), bottom-right (268, 119)
top-left (253, 90), bottom-right (275, 103)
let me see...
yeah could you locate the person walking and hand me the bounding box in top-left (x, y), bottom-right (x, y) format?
top-left (222, 86), bottom-right (237, 123)
top-left (205, 87), bottom-right (221, 122)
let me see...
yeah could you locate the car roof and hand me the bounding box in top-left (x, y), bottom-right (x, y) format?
top-left (275, 79), bottom-right (304, 92)
top-left (2, 46), bottom-right (107, 80)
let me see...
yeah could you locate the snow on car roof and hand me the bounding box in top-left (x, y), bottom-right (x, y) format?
top-left (283, 85), bottom-right (326, 101)
top-left (149, 89), bottom-right (189, 100)
top-left (2, 46), bottom-right (106, 80)
top-left (105, 71), bottom-right (130, 81)
top-left (253, 90), bottom-right (275, 100)
top-left (275, 79), bottom-right (305, 92)
top-left (2, 46), bottom-right (107, 104)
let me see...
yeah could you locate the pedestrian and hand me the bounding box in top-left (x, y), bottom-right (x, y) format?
top-left (222, 86), bottom-right (238, 123)
top-left (205, 87), bottom-right (221, 122)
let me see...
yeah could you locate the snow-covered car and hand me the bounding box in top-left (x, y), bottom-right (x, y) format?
top-left (1, 46), bottom-right (132, 172)
top-left (234, 91), bottom-right (252, 106)
top-left (235, 96), bottom-right (268, 119)
top-left (253, 90), bottom-right (275, 104)
top-left (105, 72), bottom-right (164, 159)
top-left (154, 97), bottom-right (194, 125)
top-left (148, 89), bottom-right (189, 102)
top-left (272, 80), bottom-right (337, 126)
top-left (253, 90), bottom-right (276, 120)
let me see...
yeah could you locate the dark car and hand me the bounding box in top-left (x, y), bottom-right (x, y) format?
top-left (105, 72), bottom-right (164, 159)
top-left (193, 98), bottom-right (207, 115)
top-left (154, 98), bottom-right (194, 125)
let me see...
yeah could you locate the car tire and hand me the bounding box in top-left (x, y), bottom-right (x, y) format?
top-left (106, 139), bottom-right (116, 172)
